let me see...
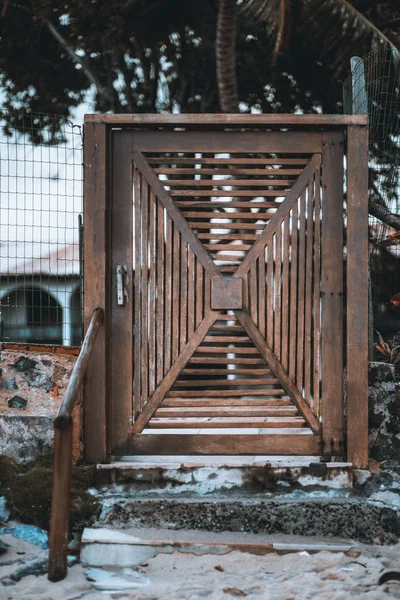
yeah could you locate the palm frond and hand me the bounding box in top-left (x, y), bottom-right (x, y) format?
top-left (241, 0), bottom-right (400, 77)
top-left (241, 0), bottom-right (292, 56)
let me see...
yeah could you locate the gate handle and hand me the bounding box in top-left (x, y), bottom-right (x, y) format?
top-left (116, 265), bottom-right (129, 306)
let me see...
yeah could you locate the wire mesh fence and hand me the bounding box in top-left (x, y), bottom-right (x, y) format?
top-left (343, 50), bottom-right (400, 359)
top-left (0, 112), bottom-right (83, 346)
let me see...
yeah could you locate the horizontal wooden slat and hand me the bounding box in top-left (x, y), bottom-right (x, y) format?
top-left (87, 113), bottom-right (367, 125)
top-left (173, 378), bottom-right (280, 386)
top-left (148, 158), bottom-right (311, 165)
top-left (196, 347), bottom-right (260, 354)
top-left (148, 417), bottom-right (306, 428)
top-left (204, 244), bottom-right (251, 251)
top-left (198, 233), bottom-right (259, 241)
top-left (189, 357), bottom-right (265, 364)
top-left (131, 432), bottom-right (320, 455)
top-left (155, 168), bottom-right (303, 175)
top-left (183, 211), bottom-right (274, 219)
top-left (166, 179), bottom-right (295, 187)
top-left (182, 367), bottom-right (271, 374)
top-left (168, 389), bottom-right (286, 397)
top-left (154, 407), bottom-right (298, 418)
top-left (171, 190), bottom-right (288, 197)
top-left (161, 398), bottom-right (292, 407)
top-left (203, 336), bottom-right (251, 343)
top-left (190, 222), bottom-right (266, 230)
top-left (177, 202), bottom-right (280, 209)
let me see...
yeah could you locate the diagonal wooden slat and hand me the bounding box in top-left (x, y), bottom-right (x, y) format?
top-left (234, 310), bottom-right (320, 433)
top-left (133, 151), bottom-right (221, 279)
top-left (235, 154), bottom-right (321, 278)
top-left (133, 310), bottom-right (220, 433)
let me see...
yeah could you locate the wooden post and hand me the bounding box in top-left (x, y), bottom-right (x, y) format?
top-left (83, 121), bottom-right (109, 463)
top-left (347, 125), bottom-right (369, 468)
top-left (321, 131), bottom-right (344, 457)
top-left (48, 425), bottom-right (73, 581)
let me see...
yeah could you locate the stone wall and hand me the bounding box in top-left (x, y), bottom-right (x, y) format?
top-left (368, 361), bottom-right (400, 463)
top-left (0, 344), bottom-right (82, 462)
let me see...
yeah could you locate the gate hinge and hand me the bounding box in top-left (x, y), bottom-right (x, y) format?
top-left (116, 265), bottom-right (129, 306)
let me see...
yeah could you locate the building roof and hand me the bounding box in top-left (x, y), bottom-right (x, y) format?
top-left (0, 242), bottom-right (80, 277)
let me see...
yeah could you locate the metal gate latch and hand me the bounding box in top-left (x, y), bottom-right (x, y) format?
top-left (116, 265), bottom-right (129, 306)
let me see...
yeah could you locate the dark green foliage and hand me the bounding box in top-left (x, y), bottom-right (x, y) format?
top-left (0, 1), bottom-right (398, 142)
top-left (0, 453), bottom-right (98, 532)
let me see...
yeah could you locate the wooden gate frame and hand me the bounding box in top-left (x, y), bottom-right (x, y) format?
top-left (83, 114), bottom-right (369, 468)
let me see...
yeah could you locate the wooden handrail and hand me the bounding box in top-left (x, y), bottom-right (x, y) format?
top-left (48, 307), bottom-right (104, 582)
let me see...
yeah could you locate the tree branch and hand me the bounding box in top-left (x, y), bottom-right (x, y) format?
top-left (45, 19), bottom-right (113, 105)
top-left (369, 198), bottom-right (400, 231)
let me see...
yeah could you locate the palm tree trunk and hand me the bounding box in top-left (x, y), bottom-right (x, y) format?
top-left (216, 0), bottom-right (239, 113)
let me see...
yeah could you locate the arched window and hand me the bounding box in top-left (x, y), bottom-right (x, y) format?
top-left (0, 287), bottom-right (62, 344)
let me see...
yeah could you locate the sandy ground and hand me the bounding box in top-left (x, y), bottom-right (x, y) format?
top-left (1, 534), bottom-right (400, 600)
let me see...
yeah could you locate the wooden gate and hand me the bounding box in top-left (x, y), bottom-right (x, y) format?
top-left (83, 115), bottom-right (369, 467)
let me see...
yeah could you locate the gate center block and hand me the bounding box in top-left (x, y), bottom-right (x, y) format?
top-left (211, 277), bottom-right (243, 310)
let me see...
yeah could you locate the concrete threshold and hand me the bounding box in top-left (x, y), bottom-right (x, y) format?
top-left (96, 456), bottom-right (354, 491)
top-left (81, 527), bottom-right (359, 568)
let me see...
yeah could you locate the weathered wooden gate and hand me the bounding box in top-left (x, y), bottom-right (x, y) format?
top-left (83, 115), bottom-right (369, 467)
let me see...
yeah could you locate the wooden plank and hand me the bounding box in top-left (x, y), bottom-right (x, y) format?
top-left (133, 311), bottom-right (220, 432)
top-left (168, 389), bottom-right (285, 397)
top-left (110, 130), bottom-right (134, 454)
top-left (234, 311), bottom-right (320, 432)
top-left (204, 335), bottom-right (250, 343)
top-left (188, 249), bottom-right (195, 338)
top-left (289, 199), bottom-right (298, 380)
top-left (148, 158), bottom-right (310, 165)
top-left (196, 258), bottom-right (203, 328)
top-left (182, 368), bottom-right (271, 374)
top-left (155, 407), bottom-right (297, 417)
top-left (190, 222), bottom-right (266, 230)
top-left (156, 168), bottom-right (302, 176)
top-left (313, 168), bottom-right (321, 414)
top-left (250, 264), bottom-right (258, 326)
top-left (156, 202), bottom-right (164, 385)
top-left (189, 357), bottom-right (265, 364)
top-left (198, 233), bottom-right (258, 241)
top-left (235, 155), bottom-right (321, 277)
top-left (172, 226), bottom-right (180, 363)
top-left (258, 254), bottom-right (266, 339)
top-left (204, 244), bottom-right (251, 252)
top-left (274, 226), bottom-right (282, 360)
top-left (148, 417), bottom-right (305, 429)
top-left (162, 398), bottom-right (292, 407)
top-left (140, 178), bottom-right (149, 408)
top-left (296, 190), bottom-right (306, 392)
top-left (148, 189), bottom-right (156, 396)
top-left (266, 245), bottom-right (273, 348)
top-left (164, 217), bottom-right (173, 374)
top-left (346, 125), bottom-right (369, 468)
top-left (86, 113), bottom-right (367, 125)
top-left (169, 180), bottom-right (295, 186)
top-left (134, 151), bottom-right (221, 278)
top-left (177, 202), bottom-right (280, 209)
top-left (131, 131), bottom-right (322, 153)
top-left (304, 178), bottom-right (314, 405)
top-left (134, 167), bottom-right (142, 416)
top-left (183, 211), bottom-right (275, 220)
top-left (171, 190), bottom-right (288, 197)
top-left (180, 241), bottom-right (188, 349)
top-left (321, 131), bottom-right (344, 455)
top-left (83, 121), bottom-right (108, 463)
top-left (131, 433), bottom-right (321, 456)
top-left (195, 347), bottom-right (260, 354)
top-left (281, 214), bottom-right (290, 370)
top-left (173, 378), bottom-right (279, 386)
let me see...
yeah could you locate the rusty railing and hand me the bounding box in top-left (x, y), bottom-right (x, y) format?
top-left (48, 307), bottom-right (104, 582)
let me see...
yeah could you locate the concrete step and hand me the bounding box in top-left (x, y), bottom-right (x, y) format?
top-left (81, 527), bottom-right (360, 568)
top-left (96, 455), bottom-right (354, 494)
top-left (94, 493), bottom-right (399, 545)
